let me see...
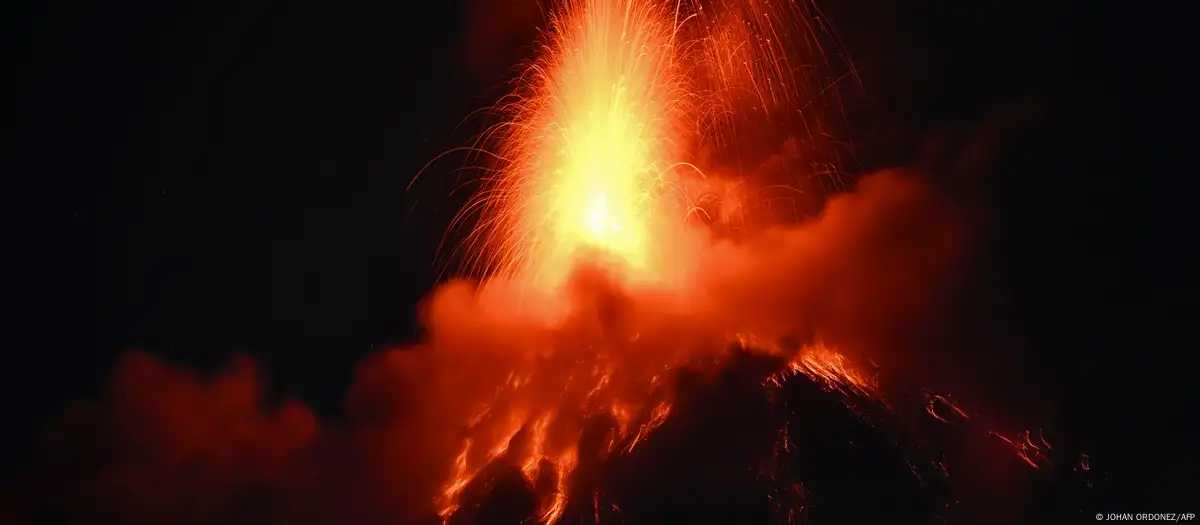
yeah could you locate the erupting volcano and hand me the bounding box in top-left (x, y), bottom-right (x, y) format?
top-left (423, 0), bottom-right (1093, 524)
top-left (4, 0), bottom-right (1108, 524)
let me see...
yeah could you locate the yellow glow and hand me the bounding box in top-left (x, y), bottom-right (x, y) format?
top-left (508, 0), bottom-right (691, 287)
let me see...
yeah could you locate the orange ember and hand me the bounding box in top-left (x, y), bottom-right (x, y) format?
top-left (925, 392), bottom-right (971, 422)
top-left (991, 429), bottom-right (1054, 470)
top-left (767, 342), bottom-right (876, 397)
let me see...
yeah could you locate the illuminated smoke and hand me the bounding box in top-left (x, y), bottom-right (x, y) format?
top-left (2, 168), bottom-right (1089, 525)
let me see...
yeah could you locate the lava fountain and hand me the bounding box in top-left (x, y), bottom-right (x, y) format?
top-left (458, 0), bottom-right (703, 290)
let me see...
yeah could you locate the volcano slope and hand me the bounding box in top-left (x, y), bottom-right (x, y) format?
top-left (441, 344), bottom-right (1095, 525)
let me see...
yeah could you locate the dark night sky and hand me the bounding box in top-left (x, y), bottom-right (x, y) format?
top-left (4, 0), bottom-right (1192, 508)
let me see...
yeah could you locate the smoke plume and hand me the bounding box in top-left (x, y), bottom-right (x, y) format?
top-left (3, 167), bottom-right (971, 525)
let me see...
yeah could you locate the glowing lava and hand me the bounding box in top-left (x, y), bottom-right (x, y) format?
top-left (471, 0), bottom-right (700, 289)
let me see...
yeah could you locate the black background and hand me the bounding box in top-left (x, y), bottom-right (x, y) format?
top-left (5, 0), bottom-right (1192, 511)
